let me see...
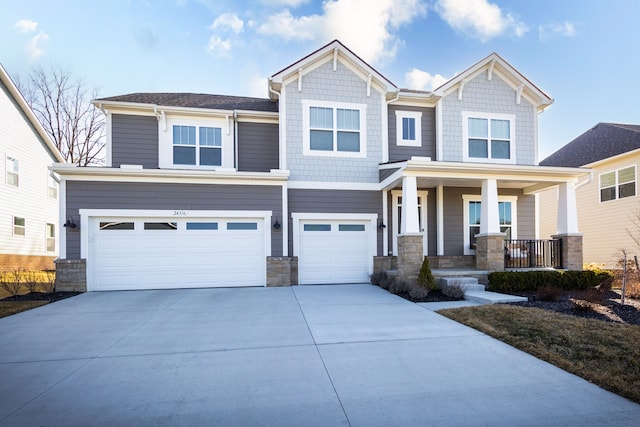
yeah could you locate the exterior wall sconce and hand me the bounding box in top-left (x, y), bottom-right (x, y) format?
top-left (378, 221), bottom-right (386, 230)
top-left (63, 215), bottom-right (77, 228)
top-left (273, 219), bottom-right (281, 229)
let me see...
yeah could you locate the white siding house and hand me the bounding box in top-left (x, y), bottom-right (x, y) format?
top-left (0, 64), bottom-right (64, 271)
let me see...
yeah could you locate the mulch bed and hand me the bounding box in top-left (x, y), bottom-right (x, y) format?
top-left (1, 292), bottom-right (81, 303)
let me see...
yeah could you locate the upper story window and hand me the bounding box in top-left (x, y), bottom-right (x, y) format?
top-left (173, 125), bottom-right (222, 166)
top-left (463, 112), bottom-right (515, 163)
top-left (6, 156), bottom-right (19, 187)
top-left (302, 100), bottom-right (367, 158)
top-left (395, 111), bottom-right (422, 147)
top-left (600, 165), bottom-right (636, 202)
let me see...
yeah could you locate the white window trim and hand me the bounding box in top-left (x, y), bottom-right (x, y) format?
top-left (462, 195), bottom-right (518, 255)
top-left (395, 111), bottom-right (422, 147)
top-left (6, 155), bottom-right (19, 187)
top-left (46, 223), bottom-right (56, 252)
top-left (13, 216), bottom-right (25, 237)
top-left (599, 165), bottom-right (637, 203)
top-left (462, 111), bottom-right (516, 164)
top-left (301, 99), bottom-right (367, 158)
top-left (391, 190), bottom-right (428, 256)
top-left (158, 116), bottom-right (233, 170)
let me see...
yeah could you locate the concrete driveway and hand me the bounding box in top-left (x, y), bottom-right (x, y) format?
top-left (1, 284), bottom-right (639, 426)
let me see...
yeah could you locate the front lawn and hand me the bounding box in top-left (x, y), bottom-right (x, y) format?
top-left (439, 304), bottom-right (640, 404)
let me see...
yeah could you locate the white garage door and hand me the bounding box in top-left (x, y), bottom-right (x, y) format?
top-left (298, 220), bottom-right (372, 285)
top-left (88, 217), bottom-right (266, 291)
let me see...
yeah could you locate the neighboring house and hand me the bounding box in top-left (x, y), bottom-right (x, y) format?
top-left (52, 40), bottom-right (588, 292)
top-left (539, 123), bottom-right (640, 268)
top-left (0, 64), bottom-right (64, 272)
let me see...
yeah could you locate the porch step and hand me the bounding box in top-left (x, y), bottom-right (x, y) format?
top-left (385, 269), bottom-right (398, 279)
top-left (464, 291), bottom-right (528, 305)
top-left (439, 277), bottom-right (485, 293)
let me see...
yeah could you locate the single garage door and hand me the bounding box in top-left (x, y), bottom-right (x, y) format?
top-left (88, 216), bottom-right (266, 290)
top-left (298, 220), bottom-right (372, 285)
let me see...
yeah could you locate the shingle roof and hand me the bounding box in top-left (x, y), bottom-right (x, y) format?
top-left (96, 93), bottom-right (279, 113)
top-left (540, 123), bottom-right (640, 167)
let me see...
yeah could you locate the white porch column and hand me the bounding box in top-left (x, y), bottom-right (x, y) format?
top-left (557, 181), bottom-right (579, 234)
top-left (480, 178), bottom-right (500, 234)
top-left (436, 184), bottom-right (444, 255)
top-left (401, 176), bottom-right (420, 234)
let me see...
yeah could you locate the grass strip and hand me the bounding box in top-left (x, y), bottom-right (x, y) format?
top-left (439, 305), bottom-right (640, 404)
top-left (0, 301), bottom-right (49, 318)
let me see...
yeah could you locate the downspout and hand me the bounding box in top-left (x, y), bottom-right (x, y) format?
top-left (575, 170), bottom-right (593, 190)
top-left (233, 110), bottom-right (238, 170)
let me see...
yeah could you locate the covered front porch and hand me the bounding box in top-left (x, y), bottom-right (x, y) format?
top-left (378, 157), bottom-right (590, 284)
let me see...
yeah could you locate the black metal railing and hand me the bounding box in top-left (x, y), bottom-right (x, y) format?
top-left (504, 239), bottom-right (562, 269)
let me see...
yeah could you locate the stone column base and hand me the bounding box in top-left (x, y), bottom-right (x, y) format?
top-left (552, 233), bottom-right (583, 270)
top-left (266, 257), bottom-right (298, 286)
top-left (397, 234), bottom-right (423, 285)
top-left (55, 259), bottom-right (87, 292)
top-left (475, 233), bottom-right (505, 271)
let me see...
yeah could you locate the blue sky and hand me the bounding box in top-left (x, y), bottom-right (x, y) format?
top-left (1, 0), bottom-right (639, 159)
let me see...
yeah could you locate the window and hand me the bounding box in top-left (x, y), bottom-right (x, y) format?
top-left (395, 111), bottom-right (422, 147)
top-left (100, 222), bottom-right (135, 230)
top-left (338, 224), bottom-right (365, 231)
top-left (13, 217), bottom-right (25, 236)
top-left (463, 196), bottom-right (517, 254)
top-left (6, 156), bottom-right (19, 187)
top-left (46, 223), bottom-right (55, 252)
top-left (186, 222), bottom-right (218, 230)
top-left (463, 113), bottom-right (515, 162)
top-left (303, 100), bottom-right (366, 157)
top-left (172, 125), bottom-right (222, 166)
top-left (48, 175), bottom-right (58, 199)
top-left (303, 224), bottom-right (331, 231)
top-left (600, 166), bottom-right (636, 202)
top-left (144, 222), bottom-right (177, 230)
top-left (227, 222), bottom-right (258, 230)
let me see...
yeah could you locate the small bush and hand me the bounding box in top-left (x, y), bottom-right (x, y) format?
top-left (442, 284), bottom-right (465, 299)
top-left (408, 283), bottom-right (430, 300)
top-left (536, 285), bottom-right (563, 302)
top-left (41, 271), bottom-right (56, 293)
top-left (370, 271), bottom-right (386, 286)
top-left (0, 271), bottom-right (23, 296)
top-left (389, 279), bottom-right (408, 295)
top-left (22, 270), bottom-right (40, 293)
top-left (579, 287), bottom-right (606, 305)
top-left (416, 257), bottom-right (437, 292)
top-left (488, 270), bottom-right (613, 293)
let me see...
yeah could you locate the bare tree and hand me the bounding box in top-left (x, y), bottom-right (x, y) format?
top-left (17, 66), bottom-right (105, 166)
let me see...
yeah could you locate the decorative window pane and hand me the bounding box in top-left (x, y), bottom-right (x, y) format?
top-left (402, 117), bottom-right (415, 140)
top-left (337, 132), bottom-right (360, 152)
top-left (227, 222), bottom-right (258, 230)
top-left (469, 139), bottom-right (488, 158)
top-left (46, 223), bottom-right (55, 252)
top-left (100, 222), bottom-right (134, 230)
top-left (144, 222), bottom-right (177, 230)
top-left (491, 140), bottom-right (510, 159)
top-left (468, 118), bottom-right (488, 138)
top-left (337, 109), bottom-right (359, 131)
top-left (310, 107), bottom-right (333, 129)
top-left (199, 127), bottom-right (222, 147)
top-left (13, 217), bottom-right (26, 236)
top-left (173, 125), bottom-right (196, 145)
top-left (491, 119), bottom-right (510, 139)
top-left (338, 224), bottom-right (365, 231)
top-left (304, 224), bottom-right (331, 231)
top-left (186, 222), bottom-right (218, 230)
top-left (310, 130), bottom-right (333, 151)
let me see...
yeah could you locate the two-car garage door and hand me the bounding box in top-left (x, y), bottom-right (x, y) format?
top-left (88, 215), bottom-right (266, 291)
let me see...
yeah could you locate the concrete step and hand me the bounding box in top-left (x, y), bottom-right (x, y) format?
top-left (464, 291), bottom-right (528, 305)
top-left (439, 277), bottom-right (485, 292)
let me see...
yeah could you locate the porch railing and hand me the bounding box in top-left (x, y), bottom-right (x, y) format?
top-left (504, 239), bottom-right (562, 269)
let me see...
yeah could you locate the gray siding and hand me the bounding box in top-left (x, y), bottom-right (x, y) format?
top-left (442, 187), bottom-right (536, 255)
top-left (288, 189), bottom-right (383, 255)
top-left (379, 167), bottom-right (400, 182)
top-left (65, 182), bottom-right (283, 258)
top-left (237, 122), bottom-right (279, 172)
top-left (384, 188), bottom-right (437, 256)
top-left (111, 114), bottom-right (159, 168)
top-left (387, 105), bottom-right (436, 162)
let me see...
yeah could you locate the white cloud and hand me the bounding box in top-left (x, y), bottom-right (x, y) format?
top-left (210, 12), bottom-right (244, 34)
top-left (27, 31), bottom-right (49, 60)
top-left (261, 0), bottom-right (309, 6)
top-left (256, 0), bottom-right (427, 64)
top-left (405, 68), bottom-right (448, 91)
top-left (539, 21), bottom-right (576, 41)
top-left (14, 19), bottom-right (38, 33)
top-left (248, 75), bottom-right (269, 98)
top-left (435, 0), bottom-right (528, 42)
top-left (206, 36), bottom-right (232, 56)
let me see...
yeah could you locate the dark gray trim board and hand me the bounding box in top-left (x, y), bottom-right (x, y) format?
top-left (65, 181), bottom-right (283, 258)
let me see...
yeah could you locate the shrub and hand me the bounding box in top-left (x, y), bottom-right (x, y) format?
top-left (536, 285), bottom-right (562, 302)
top-left (0, 271), bottom-right (23, 296)
top-left (370, 271), bottom-right (386, 286)
top-left (41, 271), bottom-right (56, 293)
top-left (389, 279), bottom-right (408, 295)
top-left (488, 270), bottom-right (613, 293)
top-left (442, 284), bottom-right (465, 299)
top-left (578, 287), bottom-right (606, 305)
top-left (22, 270), bottom-right (41, 293)
top-left (416, 257), bottom-right (437, 291)
top-left (408, 283), bottom-right (430, 300)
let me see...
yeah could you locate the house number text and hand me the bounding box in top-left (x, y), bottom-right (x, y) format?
top-left (173, 210), bottom-right (188, 216)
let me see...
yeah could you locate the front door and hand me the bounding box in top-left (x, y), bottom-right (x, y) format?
top-left (392, 190), bottom-right (428, 256)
